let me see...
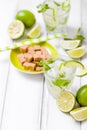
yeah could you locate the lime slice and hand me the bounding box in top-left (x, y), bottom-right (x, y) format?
top-left (67, 46), bottom-right (86, 58)
top-left (59, 40), bottom-right (81, 50)
top-left (70, 107), bottom-right (87, 121)
top-left (57, 91), bottom-right (76, 112)
top-left (64, 60), bottom-right (84, 69)
top-left (76, 66), bottom-right (87, 77)
top-left (27, 24), bottom-right (41, 38)
top-left (8, 20), bottom-right (25, 39)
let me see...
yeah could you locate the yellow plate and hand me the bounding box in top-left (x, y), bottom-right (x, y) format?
top-left (10, 40), bottom-right (58, 74)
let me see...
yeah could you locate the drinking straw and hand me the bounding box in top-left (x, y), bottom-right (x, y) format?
top-left (0, 33), bottom-right (66, 52)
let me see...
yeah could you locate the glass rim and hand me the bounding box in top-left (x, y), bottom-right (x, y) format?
top-left (44, 54), bottom-right (76, 78)
top-left (42, 8), bottom-right (70, 17)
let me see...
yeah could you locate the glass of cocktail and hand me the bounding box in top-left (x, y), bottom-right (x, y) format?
top-left (44, 55), bottom-right (76, 98)
top-left (38, 0), bottom-right (70, 33)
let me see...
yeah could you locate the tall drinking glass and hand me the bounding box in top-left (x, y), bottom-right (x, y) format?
top-left (42, 0), bottom-right (70, 33)
top-left (44, 56), bottom-right (76, 98)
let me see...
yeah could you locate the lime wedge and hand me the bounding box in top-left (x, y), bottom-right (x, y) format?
top-left (64, 60), bottom-right (84, 69)
top-left (59, 40), bottom-right (81, 50)
top-left (8, 20), bottom-right (25, 39)
top-left (67, 46), bottom-right (86, 58)
top-left (76, 66), bottom-right (87, 77)
top-left (70, 107), bottom-right (87, 121)
top-left (57, 91), bottom-right (76, 112)
top-left (27, 24), bottom-right (41, 38)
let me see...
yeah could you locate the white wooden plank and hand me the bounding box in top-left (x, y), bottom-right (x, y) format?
top-left (0, 0), bottom-right (18, 125)
top-left (1, 66), bottom-right (44, 130)
top-left (68, 0), bottom-right (81, 28)
top-left (66, 0), bottom-right (81, 38)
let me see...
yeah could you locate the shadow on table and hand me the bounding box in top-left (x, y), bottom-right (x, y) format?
top-left (66, 26), bottom-right (78, 37)
top-left (17, 70), bottom-right (44, 82)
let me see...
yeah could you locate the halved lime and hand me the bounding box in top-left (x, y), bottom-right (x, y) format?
top-left (70, 107), bottom-right (87, 121)
top-left (59, 40), bottom-right (81, 50)
top-left (76, 84), bottom-right (87, 106)
top-left (76, 66), bottom-right (87, 77)
top-left (64, 60), bottom-right (84, 69)
top-left (27, 24), bottom-right (41, 38)
top-left (57, 91), bottom-right (76, 112)
top-left (8, 20), bottom-right (25, 39)
top-left (67, 46), bottom-right (86, 58)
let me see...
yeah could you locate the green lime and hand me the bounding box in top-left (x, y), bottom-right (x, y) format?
top-left (76, 84), bottom-right (87, 106)
top-left (67, 46), bottom-right (86, 58)
top-left (27, 24), bottom-right (41, 38)
top-left (60, 40), bottom-right (81, 50)
top-left (57, 91), bottom-right (76, 112)
top-left (64, 60), bottom-right (84, 69)
top-left (70, 107), bottom-right (87, 121)
top-left (8, 20), bottom-right (25, 39)
top-left (16, 10), bottom-right (36, 27)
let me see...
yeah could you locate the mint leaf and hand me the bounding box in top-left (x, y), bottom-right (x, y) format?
top-left (74, 35), bottom-right (85, 41)
top-left (62, 0), bottom-right (70, 10)
top-left (47, 58), bottom-right (55, 64)
top-left (64, 38), bottom-right (73, 40)
top-left (37, 4), bottom-right (50, 13)
top-left (38, 60), bottom-right (45, 66)
top-left (57, 72), bottom-right (66, 78)
top-left (39, 60), bottom-right (51, 71)
top-left (62, 3), bottom-right (70, 10)
top-left (54, 1), bottom-right (61, 6)
top-left (53, 79), bottom-right (70, 88)
top-left (44, 64), bottom-right (51, 71)
top-left (77, 28), bottom-right (81, 35)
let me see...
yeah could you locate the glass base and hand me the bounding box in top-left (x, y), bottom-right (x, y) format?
top-left (46, 26), bottom-right (67, 34)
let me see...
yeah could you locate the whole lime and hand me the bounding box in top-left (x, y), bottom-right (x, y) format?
top-left (76, 84), bottom-right (87, 106)
top-left (16, 10), bottom-right (36, 28)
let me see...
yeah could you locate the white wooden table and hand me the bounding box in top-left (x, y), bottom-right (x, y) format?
top-left (0, 0), bottom-right (87, 130)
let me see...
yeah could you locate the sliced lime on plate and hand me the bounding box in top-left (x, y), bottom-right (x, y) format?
top-left (59, 40), bottom-right (81, 50)
top-left (8, 20), bottom-right (25, 39)
top-left (70, 107), bottom-right (87, 121)
top-left (57, 91), bottom-right (76, 112)
top-left (67, 46), bottom-right (86, 58)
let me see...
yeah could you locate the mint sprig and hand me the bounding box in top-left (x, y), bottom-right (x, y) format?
top-left (39, 58), bottom-right (55, 71)
top-left (54, 1), bottom-right (61, 7)
top-left (37, 4), bottom-right (50, 13)
top-left (62, 0), bottom-right (70, 10)
top-left (53, 79), bottom-right (70, 88)
top-left (39, 60), bottom-right (51, 71)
